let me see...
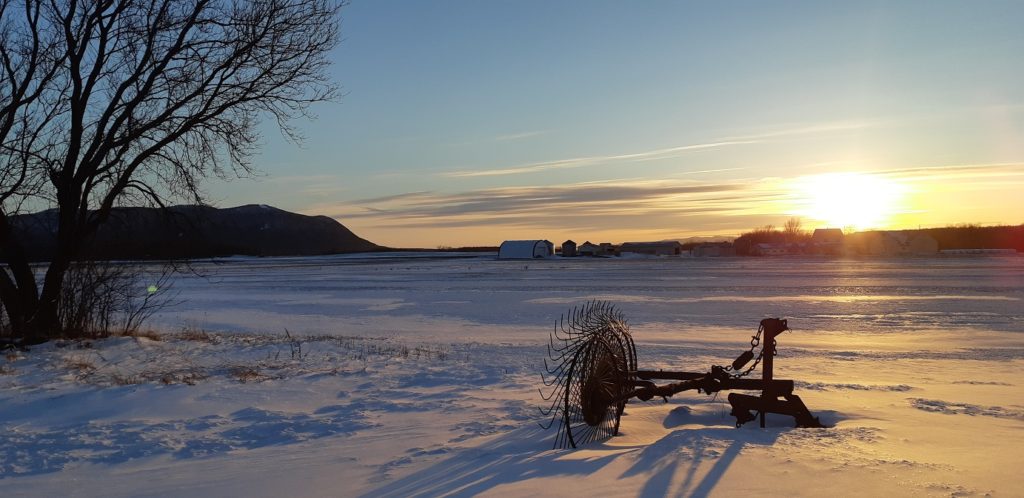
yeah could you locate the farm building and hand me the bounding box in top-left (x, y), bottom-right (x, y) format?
top-left (752, 243), bottom-right (790, 256)
top-left (812, 228), bottom-right (845, 255)
top-left (498, 240), bottom-right (554, 259)
top-left (619, 241), bottom-right (683, 256)
top-left (692, 242), bottom-right (736, 257)
top-left (577, 241), bottom-right (600, 257)
top-left (577, 241), bottom-right (617, 257)
top-left (561, 240), bottom-right (577, 257)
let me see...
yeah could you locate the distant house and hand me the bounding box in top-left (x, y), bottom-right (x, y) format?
top-left (598, 243), bottom-right (618, 256)
top-left (619, 241), bottom-right (683, 256)
top-left (578, 241), bottom-right (601, 257)
top-left (692, 242), bottom-right (736, 257)
top-left (812, 228), bottom-right (845, 255)
top-left (561, 240), bottom-right (577, 257)
top-left (752, 243), bottom-right (790, 256)
top-left (812, 228), bottom-right (845, 244)
top-left (498, 240), bottom-right (554, 259)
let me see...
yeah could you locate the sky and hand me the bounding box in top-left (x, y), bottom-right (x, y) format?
top-left (210, 1), bottom-right (1024, 248)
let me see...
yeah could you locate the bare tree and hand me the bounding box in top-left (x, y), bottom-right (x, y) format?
top-left (783, 217), bottom-right (804, 237)
top-left (0, 0), bottom-right (340, 340)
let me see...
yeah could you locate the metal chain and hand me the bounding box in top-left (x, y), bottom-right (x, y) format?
top-left (725, 323), bottom-right (768, 379)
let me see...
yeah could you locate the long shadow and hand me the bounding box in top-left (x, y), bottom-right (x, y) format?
top-left (363, 425), bottom-right (626, 498)
top-left (0, 405), bottom-right (372, 478)
top-left (367, 401), bottom-right (838, 498)
top-left (616, 404), bottom-right (788, 498)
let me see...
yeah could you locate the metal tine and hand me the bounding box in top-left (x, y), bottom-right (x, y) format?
top-left (542, 300), bottom-right (636, 449)
top-left (549, 331), bottom-right (587, 354)
top-left (543, 361), bottom-right (565, 378)
top-left (548, 338), bottom-right (590, 361)
top-left (547, 340), bottom-right (588, 363)
top-left (540, 371), bottom-right (567, 393)
top-left (542, 359), bottom-right (562, 379)
top-left (538, 393), bottom-right (562, 418)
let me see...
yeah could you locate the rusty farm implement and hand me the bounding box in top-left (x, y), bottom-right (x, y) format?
top-left (539, 301), bottom-right (823, 448)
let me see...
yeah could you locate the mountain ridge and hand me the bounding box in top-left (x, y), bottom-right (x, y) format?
top-left (11, 204), bottom-right (380, 261)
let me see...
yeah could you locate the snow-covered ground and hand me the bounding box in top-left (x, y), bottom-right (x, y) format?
top-left (2, 254), bottom-right (1022, 497)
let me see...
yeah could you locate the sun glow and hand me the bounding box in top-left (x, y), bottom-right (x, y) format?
top-left (794, 172), bottom-right (908, 230)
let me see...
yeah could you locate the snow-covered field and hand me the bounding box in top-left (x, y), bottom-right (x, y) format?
top-left (2, 254), bottom-right (1022, 497)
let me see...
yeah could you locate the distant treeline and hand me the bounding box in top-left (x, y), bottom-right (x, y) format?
top-left (732, 222), bottom-right (813, 255)
top-left (919, 224), bottom-right (1024, 252)
top-left (731, 223), bottom-right (1024, 256)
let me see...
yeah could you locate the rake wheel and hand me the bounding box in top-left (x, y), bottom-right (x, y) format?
top-left (540, 301), bottom-right (636, 448)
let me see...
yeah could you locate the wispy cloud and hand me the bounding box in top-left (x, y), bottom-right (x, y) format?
top-left (720, 119), bottom-right (878, 142)
top-left (877, 162), bottom-right (1024, 182)
top-left (441, 119), bottom-right (880, 179)
top-left (443, 140), bottom-right (759, 178)
top-left (495, 130), bottom-right (548, 141)
top-left (311, 179), bottom-right (775, 233)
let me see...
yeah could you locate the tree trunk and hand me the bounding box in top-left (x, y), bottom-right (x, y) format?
top-left (0, 214), bottom-right (42, 339)
top-left (0, 204), bottom-right (82, 340)
top-left (27, 199), bottom-right (83, 339)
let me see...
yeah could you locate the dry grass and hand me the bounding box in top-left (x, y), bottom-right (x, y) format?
top-left (121, 329), bottom-right (162, 341)
top-left (109, 373), bottom-right (143, 385)
top-left (64, 357), bottom-right (97, 373)
top-left (157, 369), bottom-right (206, 386)
top-left (229, 366), bottom-right (265, 383)
top-left (175, 326), bottom-right (217, 343)
top-left (16, 328), bottom-right (457, 388)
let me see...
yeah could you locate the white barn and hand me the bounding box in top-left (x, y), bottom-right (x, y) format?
top-left (498, 240), bottom-right (554, 259)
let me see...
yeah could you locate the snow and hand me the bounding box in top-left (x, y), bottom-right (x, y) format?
top-left (2, 254), bottom-right (1022, 497)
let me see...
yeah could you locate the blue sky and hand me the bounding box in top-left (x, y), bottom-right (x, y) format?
top-left (211, 1), bottom-right (1024, 247)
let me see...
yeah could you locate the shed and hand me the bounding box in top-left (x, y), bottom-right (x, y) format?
top-left (561, 240), bottom-right (577, 257)
top-left (753, 243), bottom-right (790, 256)
top-left (812, 228), bottom-right (845, 245)
top-left (578, 241), bottom-right (600, 257)
top-left (811, 228), bottom-right (845, 255)
top-left (619, 241), bottom-right (683, 256)
top-left (693, 242), bottom-right (736, 257)
top-left (499, 240), bottom-right (554, 259)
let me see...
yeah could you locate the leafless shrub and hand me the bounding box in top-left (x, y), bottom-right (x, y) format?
top-left (57, 261), bottom-right (180, 338)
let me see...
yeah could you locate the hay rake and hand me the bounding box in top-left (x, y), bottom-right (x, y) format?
top-left (539, 301), bottom-right (823, 449)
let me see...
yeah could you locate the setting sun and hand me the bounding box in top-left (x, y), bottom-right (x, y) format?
top-left (793, 172), bottom-right (908, 230)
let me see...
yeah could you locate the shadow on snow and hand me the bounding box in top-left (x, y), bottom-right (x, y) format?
top-left (367, 400), bottom-right (844, 498)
